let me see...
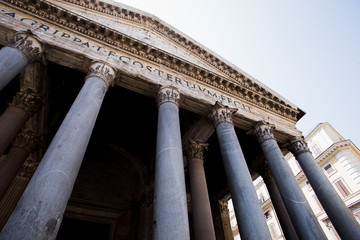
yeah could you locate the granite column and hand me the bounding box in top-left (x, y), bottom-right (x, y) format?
top-left (261, 163), bottom-right (299, 240)
top-left (210, 102), bottom-right (272, 240)
top-left (0, 130), bottom-right (40, 200)
top-left (0, 89), bottom-right (42, 156)
top-left (0, 62), bottom-right (115, 240)
top-left (252, 121), bottom-right (327, 239)
top-left (0, 31), bottom-right (43, 91)
top-left (152, 86), bottom-right (190, 240)
top-left (186, 139), bottom-right (215, 240)
top-left (288, 137), bottom-right (360, 240)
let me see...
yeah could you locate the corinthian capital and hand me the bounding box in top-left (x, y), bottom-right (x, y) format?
top-left (11, 89), bottom-right (43, 116)
top-left (7, 31), bottom-right (43, 63)
top-left (13, 130), bottom-right (41, 155)
top-left (288, 137), bottom-right (311, 157)
top-left (252, 120), bottom-right (275, 143)
top-left (209, 101), bottom-right (237, 127)
top-left (157, 86), bottom-right (180, 107)
top-left (86, 61), bottom-right (116, 87)
top-left (186, 139), bottom-right (209, 160)
top-left (218, 200), bottom-right (229, 214)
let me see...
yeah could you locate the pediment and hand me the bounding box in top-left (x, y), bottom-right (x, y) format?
top-left (53, 0), bottom-right (230, 77)
top-left (0, 0), bottom-right (304, 136)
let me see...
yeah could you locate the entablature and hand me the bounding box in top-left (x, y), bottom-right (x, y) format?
top-left (0, 0), bottom-right (303, 142)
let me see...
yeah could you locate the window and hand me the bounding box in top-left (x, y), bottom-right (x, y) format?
top-left (306, 180), bottom-right (312, 191)
top-left (324, 163), bottom-right (335, 175)
top-left (313, 194), bottom-right (323, 212)
top-left (310, 143), bottom-right (322, 157)
top-left (334, 179), bottom-right (351, 198)
top-left (259, 193), bottom-right (266, 204)
top-left (264, 210), bottom-right (271, 220)
top-left (354, 209), bottom-right (360, 224)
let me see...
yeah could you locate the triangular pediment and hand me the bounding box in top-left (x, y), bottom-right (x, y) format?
top-left (0, 0), bottom-right (304, 136)
top-left (53, 0), bottom-right (303, 120)
top-left (53, 0), bottom-right (231, 77)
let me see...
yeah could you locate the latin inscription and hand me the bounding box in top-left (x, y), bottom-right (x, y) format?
top-left (0, 7), bottom-right (252, 111)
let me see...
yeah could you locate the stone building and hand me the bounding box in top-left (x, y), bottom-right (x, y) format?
top-left (230, 122), bottom-right (360, 239)
top-left (0, 1), bottom-right (359, 239)
top-left (287, 122), bottom-right (360, 239)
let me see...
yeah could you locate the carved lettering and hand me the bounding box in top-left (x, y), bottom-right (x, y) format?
top-left (0, 7), bottom-right (254, 112)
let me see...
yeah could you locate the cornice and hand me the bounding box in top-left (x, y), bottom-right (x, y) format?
top-left (2, 0), bottom-right (301, 121)
top-left (316, 140), bottom-right (353, 165)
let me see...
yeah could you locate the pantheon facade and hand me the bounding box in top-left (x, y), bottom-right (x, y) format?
top-left (0, 1), bottom-right (359, 239)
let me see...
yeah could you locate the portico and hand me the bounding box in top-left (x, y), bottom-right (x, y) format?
top-left (0, 0), bottom-right (359, 239)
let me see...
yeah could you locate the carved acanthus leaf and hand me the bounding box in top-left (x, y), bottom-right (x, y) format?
top-left (12, 130), bottom-right (41, 154)
top-left (288, 137), bottom-right (311, 157)
top-left (252, 121), bottom-right (275, 143)
top-left (157, 86), bottom-right (180, 107)
top-left (11, 89), bottom-right (43, 116)
top-left (7, 31), bottom-right (43, 62)
top-left (186, 139), bottom-right (208, 160)
top-left (210, 101), bottom-right (237, 127)
top-left (86, 62), bottom-right (116, 87)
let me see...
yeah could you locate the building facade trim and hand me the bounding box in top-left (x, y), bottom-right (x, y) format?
top-left (0, 0), bottom-right (302, 122)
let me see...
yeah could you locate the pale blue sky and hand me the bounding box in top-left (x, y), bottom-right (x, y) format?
top-left (115, 0), bottom-right (360, 147)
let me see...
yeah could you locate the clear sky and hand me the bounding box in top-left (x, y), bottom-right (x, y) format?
top-left (115, 0), bottom-right (360, 147)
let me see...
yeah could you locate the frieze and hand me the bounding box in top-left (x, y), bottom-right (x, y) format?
top-left (210, 101), bottom-right (237, 127)
top-left (11, 88), bottom-right (43, 116)
top-left (0, 0), bottom-right (300, 121)
top-left (62, 0), bottom-right (300, 117)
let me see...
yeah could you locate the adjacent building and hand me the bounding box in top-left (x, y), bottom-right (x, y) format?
top-left (230, 122), bottom-right (360, 239)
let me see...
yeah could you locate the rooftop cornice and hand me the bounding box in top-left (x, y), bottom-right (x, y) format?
top-left (316, 140), bottom-right (354, 165)
top-left (2, 0), bottom-right (302, 121)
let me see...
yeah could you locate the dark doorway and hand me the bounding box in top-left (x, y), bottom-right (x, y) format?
top-left (56, 218), bottom-right (110, 240)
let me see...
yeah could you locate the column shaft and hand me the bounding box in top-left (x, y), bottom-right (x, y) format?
top-left (0, 130), bottom-right (39, 200)
top-left (0, 148), bottom-right (28, 200)
top-left (253, 122), bottom-right (327, 239)
top-left (152, 87), bottom-right (189, 240)
top-left (218, 200), bottom-right (235, 240)
top-left (0, 106), bottom-right (28, 155)
top-left (0, 62), bottom-right (115, 240)
top-left (187, 140), bottom-right (215, 240)
top-left (0, 32), bottom-right (42, 91)
top-left (0, 89), bottom-right (42, 156)
top-left (262, 170), bottom-right (299, 240)
top-left (289, 138), bottom-right (360, 240)
top-left (211, 102), bottom-right (272, 240)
